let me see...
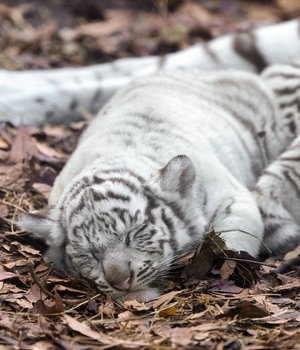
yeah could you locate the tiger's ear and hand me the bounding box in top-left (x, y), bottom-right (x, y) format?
top-left (159, 155), bottom-right (196, 197)
top-left (17, 208), bottom-right (63, 246)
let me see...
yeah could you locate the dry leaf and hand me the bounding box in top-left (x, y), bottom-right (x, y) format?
top-left (159, 305), bottom-right (177, 317)
top-left (221, 301), bottom-right (270, 319)
top-left (219, 259), bottom-right (237, 280)
top-left (0, 272), bottom-right (16, 281)
top-left (64, 314), bottom-right (148, 347)
top-left (276, 0), bottom-right (300, 13)
top-left (158, 327), bottom-right (193, 347)
top-left (151, 290), bottom-right (180, 309)
top-left (284, 244), bottom-right (300, 260)
top-left (9, 126), bottom-right (38, 162)
top-left (0, 204), bottom-right (9, 218)
top-left (0, 137), bottom-right (10, 150)
top-left (32, 183), bottom-right (52, 198)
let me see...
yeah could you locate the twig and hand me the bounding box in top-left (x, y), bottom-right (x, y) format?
top-left (28, 263), bottom-right (56, 300)
top-left (217, 256), bottom-right (276, 268)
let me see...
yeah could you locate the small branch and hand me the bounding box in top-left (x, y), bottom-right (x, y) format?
top-left (28, 263), bottom-right (56, 300)
top-left (217, 256), bottom-right (276, 268)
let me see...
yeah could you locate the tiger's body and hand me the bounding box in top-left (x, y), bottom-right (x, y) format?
top-left (15, 19), bottom-right (300, 301)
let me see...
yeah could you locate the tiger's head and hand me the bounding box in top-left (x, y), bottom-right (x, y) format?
top-left (18, 155), bottom-right (206, 301)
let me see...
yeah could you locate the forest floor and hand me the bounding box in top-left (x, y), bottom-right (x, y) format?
top-left (0, 1), bottom-right (300, 349)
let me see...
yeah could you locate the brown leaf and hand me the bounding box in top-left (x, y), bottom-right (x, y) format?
top-left (184, 247), bottom-right (215, 280)
top-left (123, 299), bottom-right (151, 311)
top-left (32, 183), bottom-right (52, 199)
top-left (158, 327), bottom-right (193, 347)
top-left (208, 280), bottom-right (244, 295)
top-left (159, 305), bottom-right (177, 317)
top-left (219, 259), bottom-right (237, 280)
top-left (272, 280), bottom-right (300, 292)
top-left (64, 314), bottom-right (148, 347)
top-left (0, 272), bottom-right (16, 281)
top-left (25, 284), bottom-right (47, 303)
top-left (221, 301), bottom-right (270, 319)
top-left (151, 290), bottom-right (180, 309)
top-left (9, 126), bottom-right (38, 163)
top-left (276, 0), bottom-right (300, 14)
top-left (284, 244), bottom-right (300, 260)
top-left (14, 21), bottom-right (57, 45)
top-left (0, 204), bottom-right (9, 218)
top-left (0, 137), bottom-right (10, 150)
top-left (31, 295), bottom-right (64, 315)
top-left (35, 142), bottom-right (67, 160)
top-left (252, 295), bottom-right (282, 314)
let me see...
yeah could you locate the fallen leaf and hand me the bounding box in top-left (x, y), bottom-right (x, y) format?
top-left (64, 314), bottom-right (148, 347)
top-left (284, 244), bottom-right (300, 260)
top-left (0, 137), bottom-right (9, 150)
top-left (208, 280), bottom-right (243, 295)
top-left (36, 142), bottom-right (67, 160)
top-left (276, 0), bottom-right (300, 13)
top-left (151, 290), bottom-right (181, 309)
top-left (0, 204), bottom-right (9, 218)
top-left (158, 327), bottom-right (193, 347)
top-left (219, 259), bottom-right (237, 280)
top-left (32, 183), bottom-right (52, 198)
top-left (31, 294), bottom-right (64, 315)
top-left (221, 301), bottom-right (270, 319)
top-left (123, 299), bottom-right (151, 311)
top-left (159, 305), bottom-right (177, 317)
top-left (9, 126), bottom-right (38, 163)
top-left (0, 272), bottom-right (16, 281)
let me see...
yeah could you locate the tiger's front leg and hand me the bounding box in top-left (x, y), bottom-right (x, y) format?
top-left (253, 135), bottom-right (300, 258)
top-left (209, 186), bottom-right (264, 257)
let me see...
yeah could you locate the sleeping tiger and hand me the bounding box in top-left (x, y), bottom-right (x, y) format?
top-left (10, 19), bottom-right (300, 301)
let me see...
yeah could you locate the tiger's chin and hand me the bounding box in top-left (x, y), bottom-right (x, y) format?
top-left (115, 288), bottom-right (161, 302)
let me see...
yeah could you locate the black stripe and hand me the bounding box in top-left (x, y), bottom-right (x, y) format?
top-left (91, 88), bottom-right (102, 104)
top-left (136, 266), bottom-right (150, 278)
top-left (69, 98), bottom-right (78, 111)
top-left (106, 191), bottom-right (130, 201)
top-left (101, 168), bottom-right (145, 183)
top-left (95, 212), bottom-right (118, 234)
top-left (104, 177), bottom-right (139, 193)
top-left (137, 267), bottom-right (154, 282)
top-left (161, 208), bottom-right (178, 253)
top-left (288, 120), bottom-right (297, 134)
top-left (263, 222), bottom-right (282, 239)
top-left (132, 224), bottom-right (148, 240)
top-left (279, 97), bottom-right (300, 110)
top-left (91, 189), bottom-right (106, 201)
top-left (262, 169), bottom-right (283, 181)
top-left (233, 32), bottom-right (267, 72)
top-left (203, 43), bottom-right (220, 62)
top-left (111, 207), bottom-right (129, 225)
top-left (265, 71), bottom-right (300, 80)
top-left (280, 156), bottom-right (300, 162)
top-left (274, 84), bottom-right (300, 97)
top-left (91, 189), bottom-right (130, 202)
top-left (282, 164), bottom-right (300, 180)
top-left (283, 170), bottom-right (300, 198)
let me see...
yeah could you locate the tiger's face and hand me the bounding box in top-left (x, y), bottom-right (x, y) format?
top-left (18, 155), bottom-right (206, 301)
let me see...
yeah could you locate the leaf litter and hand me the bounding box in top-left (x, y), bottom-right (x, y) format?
top-left (0, 0), bottom-right (299, 349)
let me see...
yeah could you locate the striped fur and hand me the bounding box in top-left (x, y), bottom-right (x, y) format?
top-left (1, 20), bottom-right (300, 125)
top-left (17, 21), bottom-right (300, 301)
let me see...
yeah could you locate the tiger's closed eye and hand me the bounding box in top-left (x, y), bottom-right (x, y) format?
top-left (91, 249), bottom-right (101, 262)
top-left (125, 224), bottom-right (147, 246)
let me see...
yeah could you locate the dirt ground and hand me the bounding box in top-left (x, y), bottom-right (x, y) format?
top-left (0, 1), bottom-right (300, 349)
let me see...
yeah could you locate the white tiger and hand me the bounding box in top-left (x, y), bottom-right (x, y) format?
top-left (13, 19), bottom-right (300, 301)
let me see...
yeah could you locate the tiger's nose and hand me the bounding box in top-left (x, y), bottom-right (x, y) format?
top-left (104, 262), bottom-right (135, 291)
